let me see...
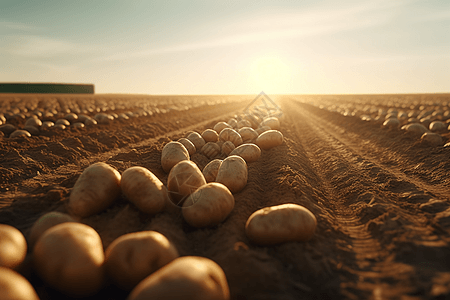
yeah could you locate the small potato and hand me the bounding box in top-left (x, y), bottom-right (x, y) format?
top-left (227, 118), bottom-right (237, 128)
top-left (236, 119), bottom-right (252, 129)
top-left (216, 155), bottom-right (248, 193)
top-left (127, 256), bottom-right (230, 300)
top-left (238, 127), bottom-right (258, 143)
top-left (219, 128), bottom-right (243, 147)
top-left (121, 166), bottom-right (169, 215)
top-left (28, 211), bottom-right (76, 249)
top-left (221, 140), bottom-right (235, 156)
top-left (167, 161), bottom-right (206, 206)
top-left (186, 132), bottom-right (206, 151)
top-left (161, 141), bottom-right (190, 173)
top-left (9, 130), bottom-right (31, 138)
top-left (177, 138), bottom-right (196, 156)
top-left (0, 224), bottom-right (27, 269)
top-left (401, 123), bottom-right (429, 135)
top-left (25, 117), bottom-right (42, 128)
top-left (67, 162), bottom-right (121, 218)
top-left (0, 267), bottom-right (40, 300)
top-left (255, 130), bottom-right (284, 150)
top-left (202, 159), bottom-right (223, 183)
top-left (245, 203), bottom-right (317, 245)
top-left (33, 223), bottom-right (105, 297)
top-left (105, 231), bottom-right (179, 290)
top-left (213, 121), bottom-right (231, 133)
top-left (182, 183), bottom-right (234, 228)
top-left (201, 129), bottom-right (219, 143)
top-left (201, 142), bottom-right (221, 159)
top-left (260, 117), bottom-right (280, 130)
top-left (421, 132), bottom-right (443, 146)
top-left (255, 125), bottom-right (271, 135)
top-left (229, 143), bottom-right (261, 163)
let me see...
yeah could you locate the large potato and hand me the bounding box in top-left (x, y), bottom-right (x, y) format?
top-left (177, 138), bottom-right (196, 156)
top-left (0, 224), bottom-right (27, 269)
top-left (161, 141), bottom-right (190, 173)
top-left (105, 231), bottom-right (179, 290)
top-left (127, 256), bottom-right (230, 300)
top-left (167, 161), bottom-right (206, 206)
top-left (121, 166), bottom-right (169, 215)
top-left (28, 211), bottom-right (76, 249)
top-left (0, 267), bottom-right (40, 300)
top-left (229, 143), bottom-right (261, 163)
top-left (216, 155), bottom-right (248, 193)
top-left (201, 129), bottom-right (219, 143)
top-left (33, 222), bottom-right (105, 297)
top-left (260, 117), bottom-right (280, 130)
top-left (186, 131), bottom-right (206, 151)
top-left (218, 128), bottom-right (243, 147)
top-left (255, 130), bottom-right (284, 150)
top-left (245, 203), bottom-right (317, 245)
top-left (202, 159), bottom-right (223, 183)
top-left (182, 183), bottom-right (234, 228)
top-left (67, 162), bottom-right (121, 218)
top-left (201, 142), bottom-right (221, 159)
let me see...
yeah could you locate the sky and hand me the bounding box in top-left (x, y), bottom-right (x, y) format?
top-left (0, 0), bottom-right (449, 95)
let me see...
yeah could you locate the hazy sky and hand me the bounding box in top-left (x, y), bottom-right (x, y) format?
top-left (1, 0), bottom-right (449, 94)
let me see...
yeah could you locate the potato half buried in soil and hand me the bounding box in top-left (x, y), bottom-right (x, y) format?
top-left (28, 211), bottom-right (76, 249)
top-left (121, 166), bottom-right (168, 214)
top-left (202, 159), bottom-right (223, 183)
top-left (127, 256), bottom-right (230, 300)
top-left (0, 224), bottom-right (27, 269)
top-left (245, 203), bottom-right (317, 245)
top-left (255, 130), bottom-right (284, 150)
top-left (201, 129), bottom-right (219, 143)
top-left (105, 231), bottom-right (179, 290)
top-left (229, 143), bottom-right (261, 163)
top-left (218, 128), bottom-right (243, 147)
top-left (182, 183), bottom-right (235, 228)
top-left (33, 222), bottom-right (105, 297)
top-left (260, 117), bottom-right (280, 130)
top-left (67, 162), bottom-right (121, 218)
top-left (186, 131), bottom-right (206, 151)
top-left (161, 141), bottom-right (190, 173)
top-left (0, 267), bottom-right (40, 300)
top-left (201, 142), bottom-right (221, 159)
top-left (177, 138), bottom-right (196, 156)
top-left (216, 155), bottom-right (248, 193)
top-left (167, 160), bottom-right (206, 206)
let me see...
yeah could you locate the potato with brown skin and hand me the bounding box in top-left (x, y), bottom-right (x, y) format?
top-left (255, 130), bottom-right (284, 150)
top-left (121, 166), bottom-right (169, 214)
top-left (255, 125), bottom-right (271, 135)
top-left (238, 127), bottom-right (258, 143)
top-left (201, 129), bottom-right (219, 142)
top-left (216, 155), bottom-right (248, 193)
top-left (28, 211), bottom-right (76, 249)
top-left (260, 116), bottom-right (280, 130)
top-left (0, 224), bottom-right (27, 269)
top-left (105, 231), bottom-right (179, 290)
top-left (229, 143), bottom-right (261, 163)
top-left (33, 222), bottom-right (105, 297)
top-left (67, 162), bottom-right (121, 218)
top-left (213, 121), bottom-right (231, 133)
top-left (219, 128), bottom-right (243, 147)
top-left (221, 140), bottom-right (235, 156)
top-left (186, 131), bottom-right (206, 151)
top-left (167, 160), bottom-right (206, 206)
top-left (0, 267), bottom-right (40, 300)
top-left (201, 142), bottom-right (221, 159)
top-left (182, 183), bottom-right (234, 228)
top-left (202, 159), bottom-right (223, 183)
top-left (245, 203), bottom-right (317, 245)
top-left (127, 256), bottom-right (230, 300)
top-left (161, 141), bottom-right (190, 173)
top-left (177, 138), bottom-right (196, 156)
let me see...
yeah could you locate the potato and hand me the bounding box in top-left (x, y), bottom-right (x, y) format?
top-left (238, 127), bottom-right (258, 143)
top-left (105, 231), bottom-right (179, 290)
top-left (186, 131), bottom-right (206, 150)
top-left (67, 162), bottom-right (121, 218)
top-left (429, 121), bottom-right (446, 132)
top-left (167, 161), bottom-right (206, 206)
top-left (218, 128), bottom-right (243, 147)
top-left (9, 129), bottom-right (31, 138)
top-left (177, 138), bottom-right (196, 156)
top-left (421, 132), bottom-right (443, 146)
top-left (161, 141), bottom-right (190, 173)
top-left (0, 267), bottom-right (40, 300)
top-left (182, 183), bottom-right (234, 228)
top-left (221, 140), bottom-right (235, 156)
top-left (213, 121), bottom-right (231, 134)
top-left (255, 125), bottom-right (271, 135)
top-left (25, 117), bottom-right (42, 127)
top-left (0, 224), bottom-right (27, 269)
top-left (255, 130), bottom-right (283, 150)
top-left (401, 123), bottom-right (429, 135)
top-left (227, 118), bottom-right (237, 128)
top-left (202, 159), bottom-right (223, 183)
top-left (121, 166), bottom-right (169, 214)
top-left (201, 142), bottom-right (221, 159)
top-left (237, 119), bottom-right (252, 129)
top-left (245, 203), bottom-right (317, 245)
top-left (229, 143), bottom-right (261, 163)
top-left (383, 118), bottom-right (400, 128)
top-left (127, 256), bottom-right (230, 300)
top-left (33, 222), bottom-right (105, 296)
top-left (216, 155), bottom-right (248, 193)
top-left (28, 211), bottom-right (76, 249)
top-left (201, 129), bottom-right (219, 143)
top-left (260, 117), bottom-right (280, 130)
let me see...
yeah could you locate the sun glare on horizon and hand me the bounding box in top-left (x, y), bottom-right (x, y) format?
top-left (248, 56), bottom-right (293, 94)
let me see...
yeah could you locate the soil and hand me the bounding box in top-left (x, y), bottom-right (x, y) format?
top-left (1, 93), bottom-right (450, 300)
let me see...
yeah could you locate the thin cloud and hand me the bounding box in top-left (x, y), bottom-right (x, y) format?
top-left (0, 20), bottom-right (43, 32)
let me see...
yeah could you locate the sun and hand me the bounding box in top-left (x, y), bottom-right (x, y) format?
top-left (249, 56), bottom-right (292, 94)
